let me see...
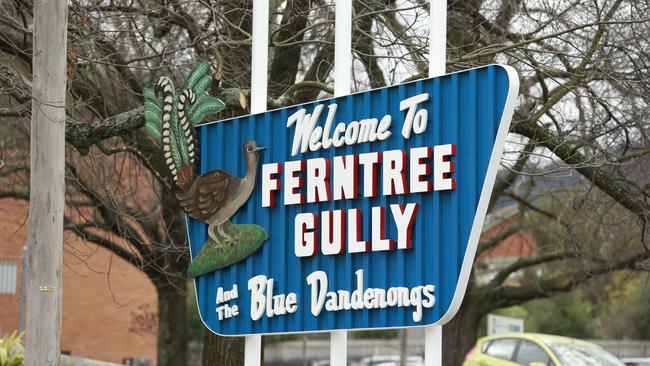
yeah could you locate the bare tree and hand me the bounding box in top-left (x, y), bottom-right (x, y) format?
top-left (1, 0), bottom-right (649, 365)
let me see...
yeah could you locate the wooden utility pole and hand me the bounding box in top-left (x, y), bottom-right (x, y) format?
top-left (26, 0), bottom-right (68, 365)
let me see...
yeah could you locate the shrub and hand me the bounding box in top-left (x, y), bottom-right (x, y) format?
top-left (0, 331), bottom-right (25, 366)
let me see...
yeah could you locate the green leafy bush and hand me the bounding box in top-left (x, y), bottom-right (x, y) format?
top-left (0, 331), bottom-right (25, 366)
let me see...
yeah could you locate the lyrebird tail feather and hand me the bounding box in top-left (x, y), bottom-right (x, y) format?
top-left (156, 77), bottom-right (181, 185)
top-left (183, 62), bottom-right (211, 92)
top-left (143, 85), bottom-right (163, 143)
top-left (142, 62), bottom-right (226, 190)
top-left (178, 89), bottom-right (198, 164)
top-left (176, 88), bottom-right (199, 189)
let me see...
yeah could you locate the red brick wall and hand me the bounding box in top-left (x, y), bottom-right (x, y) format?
top-left (0, 199), bottom-right (158, 365)
top-left (479, 214), bottom-right (537, 259)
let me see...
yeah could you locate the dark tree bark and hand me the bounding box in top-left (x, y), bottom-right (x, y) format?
top-left (202, 331), bottom-right (245, 365)
top-left (269, 0), bottom-right (309, 98)
top-left (353, 2), bottom-right (387, 89)
top-left (155, 275), bottom-right (189, 366)
top-left (153, 195), bottom-right (191, 366)
top-left (447, 0), bottom-right (489, 68)
top-left (293, 36), bottom-right (334, 103)
top-left (442, 292), bottom-right (483, 366)
top-left (216, 0), bottom-right (253, 90)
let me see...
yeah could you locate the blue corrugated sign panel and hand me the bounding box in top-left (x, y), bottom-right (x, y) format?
top-left (188, 64), bottom-right (518, 335)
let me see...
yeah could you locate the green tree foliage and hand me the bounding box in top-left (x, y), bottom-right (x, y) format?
top-left (597, 273), bottom-right (650, 340)
top-left (491, 272), bottom-right (650, 341)
top-left (522, 292), bottom-right (594, 339)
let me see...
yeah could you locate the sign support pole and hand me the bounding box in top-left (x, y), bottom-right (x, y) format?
top-left (429, 0), bottom-right (447, 77)
top-left (426, 1), bottom-right (447, 366)
top-left (330, 0), bottom-right (352, 364)
top-left (425, 325), bottom-right (443, 366)
top-left (334, 0), bottom-right (352, 96)
top-left (246, 0), bottom-right (269, 365)
top-left (251, 0), bottom-right (269, 115)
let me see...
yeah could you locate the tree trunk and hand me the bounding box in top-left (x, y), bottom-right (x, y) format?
top-left (25, 0), bottom-right (68, 365)
top-left (216, 0), bottom-right (253, 90)
top-left (442, 298), bottom-right (482, 366)
top-left (268, 0), bottom-right (309, 98)
top-left (202, 331), bottom-right (245, 365)
top-left (156, 276), bottom-right (189, 366)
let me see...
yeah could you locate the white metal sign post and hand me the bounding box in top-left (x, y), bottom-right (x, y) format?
top-left (250, 0), bottom-right (268, 115)
top-left (426, 2), bottom-right (447, 365)
top-left (331, 0), bottom-right (352, 364)
top-left (429, 0), bottom-right (447, 77)
top-left (334, 0), bottom-right (352, 96)
top-left (246, 0), bottom-right (269, 365)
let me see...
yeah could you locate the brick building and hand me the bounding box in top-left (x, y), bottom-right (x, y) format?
top-left (476, 206), bottom-right (539, 285)
top-left (0, 198), bottom-right (158, 365)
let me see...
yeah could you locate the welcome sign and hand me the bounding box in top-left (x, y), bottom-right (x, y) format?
top-left (187, 64), bottom-right (518, 335)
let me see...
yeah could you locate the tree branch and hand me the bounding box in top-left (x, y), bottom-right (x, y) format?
top-left (65, 219), bottom-right (146, 271)
top-left (512, 119), bottom-right (649, 220)
top-left (488, 251), bottom-right (573, 287)
top-left (477, 249), bottom-right (650, 309)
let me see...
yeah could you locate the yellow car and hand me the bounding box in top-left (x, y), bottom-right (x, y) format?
top-left (463, 332), bottom-right (625, 366)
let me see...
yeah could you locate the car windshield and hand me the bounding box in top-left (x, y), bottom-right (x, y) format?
top-left (549, 343), bottom-right (625, 366)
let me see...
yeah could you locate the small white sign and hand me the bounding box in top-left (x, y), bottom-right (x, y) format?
top-left (487, 314), bottom-right (524, 335)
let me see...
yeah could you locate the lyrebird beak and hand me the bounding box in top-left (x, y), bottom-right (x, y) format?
top-left (254, 146), bottom-right (266, 152)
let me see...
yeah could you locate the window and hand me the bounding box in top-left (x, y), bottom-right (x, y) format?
top-left (515, 340), bottom-right (551, 365)
top-left (485, 338), bottom-right (519, 361)
top-left (0, 260), bottom-right (18, 294)
top-left (481, 340), bottom-right (492, 353)
top-left (549, 343), bottom-right (625, 366)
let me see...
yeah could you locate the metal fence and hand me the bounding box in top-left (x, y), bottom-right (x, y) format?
top-left (264, 338), bottom-right (424, 365)
top-left (592, 340), bottom-right (650, 359)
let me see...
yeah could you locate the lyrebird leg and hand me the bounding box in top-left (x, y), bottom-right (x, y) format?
top-left (217, 222), bottom-right (233, 243)
top-left (208, 224), bottom-right (220, 244)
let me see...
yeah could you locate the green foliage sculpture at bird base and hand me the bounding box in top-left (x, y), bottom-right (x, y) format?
top-left (143, 62), bottom-right (268, 277)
